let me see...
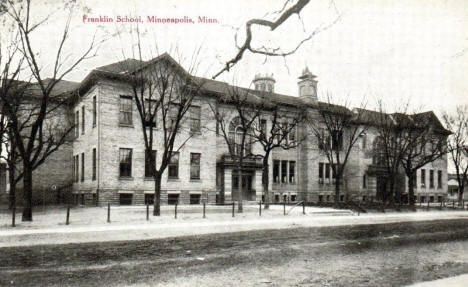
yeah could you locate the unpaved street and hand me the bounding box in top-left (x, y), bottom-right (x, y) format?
top-left (1, 219), bottom-right (468, 286)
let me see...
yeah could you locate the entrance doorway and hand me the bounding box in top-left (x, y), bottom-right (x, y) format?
top-left (376, 176), bottom-right (387, 201)
top-left (232, 172), bottom-right (255, 201)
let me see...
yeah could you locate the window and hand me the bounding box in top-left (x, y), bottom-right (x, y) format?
top-left (119, 96), bottom-right (133, 125)
top-left (273, 160), bottom-right (280, 183)
top-left (92, 148), bottom-right (96, 181)
top-left (190, 194), bottom-right (201, 204)
top-left (291, 194), bottom-right (297, 202)
top-left (190, 153), bottom-right (201, 180)
top-left (119, 193), bottom-right (132, 205)
top-left (168, 152), bottom-right (179, 179)
top-left (168, 194), bottom-right (179, 205)
top-left (119, 148), bottom-right (132, 177)
top-left (289, 161), bottom-right (295, 183)
top-left (437, 170), bottom-right (442, 189)
top-left (73, 155), bottom-right (79, 183)
top-left (81, 153), bottom-right (84, 182)
top-left (421, 169), bottom-right (426, 188)
top-left (362, 134), bottom-right (367, 149)
top-left (429, 170), bottom-right (434, 188)
top-left (281, 160), bottom-right (288, 183)
top-left (363, 174), bottom-right (367, 188)
top-left (331, 164), bottom-right (337, 183)
top-left (92, 96), bottom-right (96, 127)
top-left (190, 106), bottom-right (201, 132)
top-left (144, 99), bottom-right (157, 128)
top-left (81, 106), bottom-right (85, 134)
top-left (228, 117), bottom-right (251, 156)
top-left (325, 163), bottom-right (330, 181)
top-left (75, 155), bottom-right (79, 182)
top-left (260, 119), bottom-right (267, 136)
top-left (331, 130), bottom-right (343, 151)
top-left (319, 162), bottom-right (324, 184)
top-left (145, 194), bottom-right (154, 205)
top-left (145, 150), bottom-right (157, 177)
top-left (75, 111), bottom-right (79, 138)
top-left (289, 124), bottom-right (296, 142)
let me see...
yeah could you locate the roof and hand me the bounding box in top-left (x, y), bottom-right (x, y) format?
top-left (96, 58), bottom-right (146, 74)
top-left (17, 53), bottom-right (449, 132)
top-left (353, 108), bottom-right (451, 135)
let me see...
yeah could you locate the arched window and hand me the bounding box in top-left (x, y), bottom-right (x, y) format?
top-left (228, 117), bottom-right (251, 156)
top-left (372, 136), bottom-right (386, 165)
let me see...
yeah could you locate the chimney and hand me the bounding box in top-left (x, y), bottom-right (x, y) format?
top-left (252, 73), bottom-right (275, 93)
top-left (298, 67), bottom-right (318, 104)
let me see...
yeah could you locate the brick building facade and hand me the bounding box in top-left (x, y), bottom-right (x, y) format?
top-left (0, 53), bottom-right (450, 206)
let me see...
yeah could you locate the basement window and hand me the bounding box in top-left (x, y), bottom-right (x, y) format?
top-left (190, 194), bottom-right (201, 204)
top-left (168, 194), bottom-right (179, 205)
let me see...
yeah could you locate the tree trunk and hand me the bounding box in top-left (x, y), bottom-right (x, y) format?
top-left (408, 172), bottom-right (416, 209)
top-left (262, 155), bottom-right (270, 209)
top-left (334, 176), bottom-right (340, 207)
top-left (8, 162), bottom-right (16, 211)
top-left (388, 177), bottom-right (395, 207)
top-left (459, 182), bottom-right (465, 204)
top-left (237, 165), bottom-right (243, 213)
top-left (153, 172), bottom-right (162, 216)
top-left (22, 164), bottom-right (33, 222)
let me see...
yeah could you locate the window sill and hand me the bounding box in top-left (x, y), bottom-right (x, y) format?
top-left (119, 124), bottom-right (134, 128)
top-left (167, 177), bottom-right (180, 182)
top-left (119, 176), bottom-right (134, 181)
top-left (190, 178), bottom-right (201, 182)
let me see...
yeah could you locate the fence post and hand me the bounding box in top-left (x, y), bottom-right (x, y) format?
top-left (426, 200), bottom-right (430, 211)
top-left (107, 203), bottom-right (110, 223)
top-left (259, 201), bottom-right (262, 216)
top-left (203, 202), bottom-right (206, 218)
top-left (283, 201), bottom-right (286, 216)
top-left (146, 204), bottom-right (149, 221)
top-left (440, 200), bottom-right (443, 210)
top-left (302, 200), bottom-right (306, 215)
top-left (12, 205), bottom-right (16, 227)
top-left (66, 204), bottom-right (70, 225)
top-left (175, 203), bottom-right (178, 219)
top-left (232, 202), bottom-right (235, 217)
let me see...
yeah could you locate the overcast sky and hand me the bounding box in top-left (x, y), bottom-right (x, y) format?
top-left (13, 0), bottom-right (468, 116)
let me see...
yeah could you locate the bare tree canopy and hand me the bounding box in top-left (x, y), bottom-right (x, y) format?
top-left (250, 98), bottom-right (305, 209)
top-left (443, 105), bottom-right (468, 204)
top-left (0, 0), bottom-right (99, 221)
top-left (308, 95), bottom-right (368, 205)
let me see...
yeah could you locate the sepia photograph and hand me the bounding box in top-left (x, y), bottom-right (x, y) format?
top-left (0, 0), bottom-right (467, 286)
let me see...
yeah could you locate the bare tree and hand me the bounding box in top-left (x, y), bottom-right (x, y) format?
top-left (113, 28), bottom-right (206, 216)
top-left (397, 112), bottom-right (448, 208)
top-left (1, 0), bottom-right (98, 221)
top-left (309, 96), bottom-right (368, 205)
top-left (250, 101), bottom-right (305, 209)
top-left (443, 105), bottom-right (468, 204)
top-left (370, 103), bottom-right (410, 207)
top-left (209, 85), bottom-right (262, 212)
top-left (213, 0), bottom-right (340, 79)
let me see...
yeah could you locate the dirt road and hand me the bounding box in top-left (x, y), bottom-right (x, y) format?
top-left (1, 219), bottom-right (468, 286)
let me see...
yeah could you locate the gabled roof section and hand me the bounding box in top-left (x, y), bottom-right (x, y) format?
top-left (96, 58), bottom-right (145, 74)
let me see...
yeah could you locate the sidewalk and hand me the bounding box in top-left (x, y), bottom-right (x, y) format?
top-left (1, 208), bottom-right (468, 247)
top-left (407, 274), bottom-right (468, 287)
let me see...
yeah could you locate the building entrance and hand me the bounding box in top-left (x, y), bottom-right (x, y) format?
top-left (232, 172), bottom-right (255, 201)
